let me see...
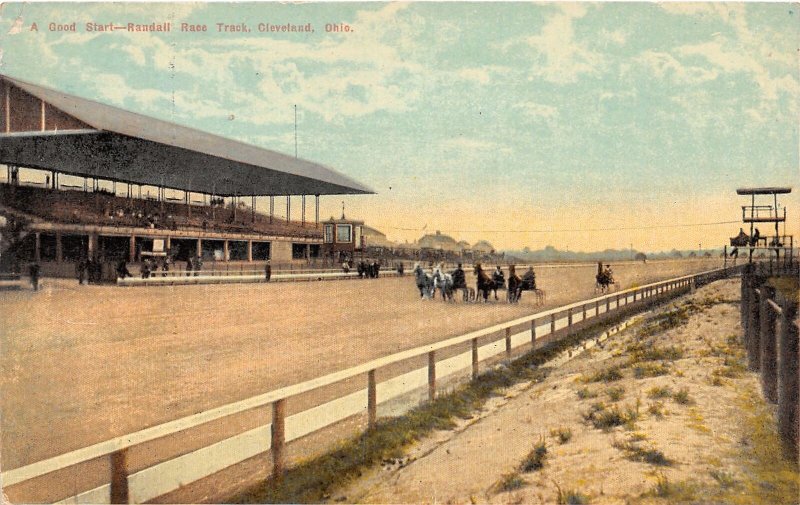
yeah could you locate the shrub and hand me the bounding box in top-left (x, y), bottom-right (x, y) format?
top-left (521, 438), bottom-right (548, 472)
top-left (606, 386), bottom-right (625, 402)
top-left (647, 386), bottom-right (672, 399)
top-left (633, 362), bottom-right (670, 378)
top-left (584, 366), bottom-right (624, 383)
top-left (550, 427), bottom-right (573, 444)
top-left (672, 388), bottom-right (693, 405)
top-left (498, 472), bottom-right (526, 492)
top-left (576, 387), bottom-right (598, 400)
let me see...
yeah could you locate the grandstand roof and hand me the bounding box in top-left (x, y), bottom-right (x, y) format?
top-left (0, 74), bottom-right (373, 197)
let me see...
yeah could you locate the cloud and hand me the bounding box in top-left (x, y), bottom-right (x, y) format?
top-left (636, 50), bottom-right (719, 84)
top-left (514, 101), bottom-right (558, 120)
top-left (676, 41), bottom-right (799, 102)
top-left (512, 4), bottom-right (605, 84)
top-left (440, 137), bottom-right (511, 154)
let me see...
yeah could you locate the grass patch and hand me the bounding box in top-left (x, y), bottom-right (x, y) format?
top-left (520, 438), bottom-right (548, 472)
top-left (672, 388), bottom-right (693, 405)
top-left (583, 366), bottom-right (624, 383)
top-left (576, 387), bottom-right (598, 400)
top-left (554, 482), bottom-right (590, 505)
top-left (647, 472), bottom-right (696, 500)
top-left (231, 310), bottom-right (638, 504)
top-left (497, 471), bottom-right (526, 492)
top-left (550, 427), bottom-right (573, 445)
top-left (631, 344), bottom-right (685, 362)
top-left (647, 401), bottom-right (667, 419)
top-left (633, 362), bottom-right (670, 379)
top-left (585, 401), bottom-right (639, 430)
top-left (614, 438), bottom-right (672, 466)
top-left (647, 385), bottom-right (673, 399)
top-left (709, 469), bottom-right (738, 489)
top-left (606, 386), bottom-right (625, 402)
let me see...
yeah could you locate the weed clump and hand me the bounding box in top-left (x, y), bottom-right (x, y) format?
top-left (585, 402), bottom-right (638, 430)
top-left (613, 439), bottom-right (672, 466)
top-left (497, 472), bottom-right (526, 492)
top-left (584, 366), bottom-right (624, 383)
top-left (554, 481), bottom-right (590, 505)
top-left (647, 385), bottom-right (672, 399)
top-left (550, 427), bottom-right (573, 444)
top-left (576, 387), bottom-right (598, 400)
top-left (647, 472), bottom-right (695, 500)
top-left (606, 386), bottom-right (626, 402)
top-left (672, 388), bottom-right (693, 405)
top-left (521, 438), bottom-right (548, 472)
top-left (633, 362), bottom-right (670, 379)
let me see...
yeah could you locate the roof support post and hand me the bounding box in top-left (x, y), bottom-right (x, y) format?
top-left (286, 196), bottom-right (291, 224)
top-left (315, 195), bottom-right (320, 229)
top-left (302, 195), bottom-right (306, 227)
top-left (251, 196), bottom-right (256, 223)
top-left (270, 196), bottom-right (274, 224)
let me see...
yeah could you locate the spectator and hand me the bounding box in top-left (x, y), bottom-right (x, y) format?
top-left (265, 260), bottom-right (272, 281)
top-left (29, 262), bottom-right (40, 291)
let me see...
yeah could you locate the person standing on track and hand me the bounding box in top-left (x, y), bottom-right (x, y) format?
top-left (29, 262), bottom-right (40, 291)
top-left (265, 260), bottom-right (272, 282)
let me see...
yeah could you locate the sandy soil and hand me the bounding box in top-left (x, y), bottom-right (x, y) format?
top-left (334, 279), bottom-right (799, 505)
top-left (0, 258), bottom-right (719, 473)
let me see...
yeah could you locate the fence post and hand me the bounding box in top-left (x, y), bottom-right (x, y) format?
top-left (567, 308), bottom-right (573, 329)
top-left (616, 294), bottom-right (620, 309)
top-left (747, 288), bottom-right (761, 371)
top-left (110, 449), bottom-right (129, 504)
top-left (550, 313), bottom-right (556, 335)
top-left (271, 399), bottom-right (286, 480)
top-left (582, 304), bottom-right (587, 322)
top-left (777, 302), bottom-right (799, 461)
top-left (428, 351), bottom-right (436, 401)
top-left (471, 338), bottom-right (479, 380)
top-left (530, 319), bottom-right (537, 346)
top-left (606, 297), bottom-right (610, 313)
top-left (368, 370), bottom-right (377, 429)
top-left (633, 290), bottom-right (637, 302)
top-left (759, 287), bottom-right (778, 402)
top-left (505, 327), bottom-right (512, 358)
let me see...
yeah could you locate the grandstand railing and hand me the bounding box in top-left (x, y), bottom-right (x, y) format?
top-left (1, 265), bottom-right (742, 503)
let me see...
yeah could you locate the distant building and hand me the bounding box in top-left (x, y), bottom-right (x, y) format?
top-left (362, 225), bottom-right (394, 248)
top-left (457, 240), bottom-right (471, 252)
top-left (472, 240), bottom-right (495, 254)
top-left (417, 230), bottom-right (460, 251)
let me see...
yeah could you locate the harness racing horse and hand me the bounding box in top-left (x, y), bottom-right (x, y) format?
top-left (595, 270), bottom-right (618, 293)
top-left (473, 264), bottom-right (497, 302)
top-left (413, 263), bottom-right (434, 299)
top-left (432, 264), bottom-right (455, 302)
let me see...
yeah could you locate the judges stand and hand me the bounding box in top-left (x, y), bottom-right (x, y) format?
top-left (732, 187), bottom-right (794, 268)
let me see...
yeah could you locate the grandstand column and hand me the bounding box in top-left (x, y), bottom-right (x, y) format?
top-left (251, 196), bottom-right (256, 223)
top-left (287, 196), bottom-right (291, 223)
top-left (34, 232), bottom-right (41, 262)
top-left (129, 236), bottom-right (136, 262)
top-left (315, 195), bottom-right (320, 228)
top-left (88, 233), bottom-right (98, 258)
top-left (55, 232), bottom-right (63, 263)
top-left (196, 238), bottom-right (202, 258)
top-left (247, 240), bottom-right (253, 262)
top-left (270, 196), bottom-right (274, 224)
top-left (302, 195), bottom-right (306, 227)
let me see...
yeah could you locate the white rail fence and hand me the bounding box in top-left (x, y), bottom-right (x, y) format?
top-left (1, 266), bottom-right (740, 503)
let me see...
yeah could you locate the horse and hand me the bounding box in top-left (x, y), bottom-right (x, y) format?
top-left (413, 263), bottom-right (434, 299)
top-left (473, 263), bottom-right (497, 302)
top-left (595, 271), bottom-right (619, 293)
top-left (432, 264), bottom-right (455, 302)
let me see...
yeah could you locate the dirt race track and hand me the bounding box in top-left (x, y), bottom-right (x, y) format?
top-left (1, 258), bottom-right (721, 474)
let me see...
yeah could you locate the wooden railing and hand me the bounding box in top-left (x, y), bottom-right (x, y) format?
top-left (740, 263), bottom-right (799, 461)
top-left (1, 266), bottom-right (741, 503)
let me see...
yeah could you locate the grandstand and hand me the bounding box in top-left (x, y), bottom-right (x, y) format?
top-left (0, 73), bottom-right (373, 277)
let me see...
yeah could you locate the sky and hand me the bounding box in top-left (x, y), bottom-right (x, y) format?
top-left (0, 2), bottom-right (797, 252)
